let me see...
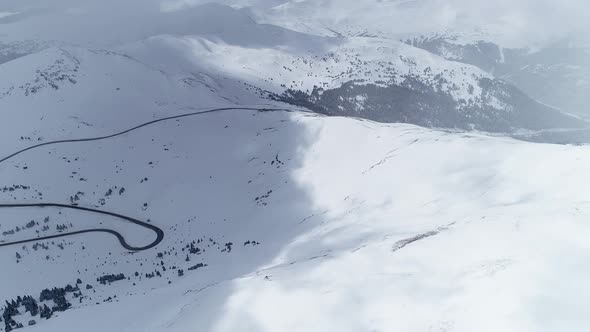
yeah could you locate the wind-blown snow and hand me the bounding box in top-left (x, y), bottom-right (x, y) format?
top-left (123, 33), bottom-right (491, 108)
top-left (1, 1), bottom-right (589, 331)
top-left (19, 111), bottom-right (590, 332)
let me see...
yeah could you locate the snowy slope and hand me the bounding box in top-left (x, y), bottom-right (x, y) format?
top-left (0, 44), bottom-right (280, 152)
top-left (1, 2), bottom-right (583, 135)
top-left (0, 44), bottom-right (305, 329)
top-left (120, 29), bottom-right (584, 133)
top-left (1, 1), bottom-right (590, 331)
top-left (124, 34), bottom-right (488, 104)
top-left (8, 110), bottom-right (590, 332)
top-left (407, 33), bottom-right (590, 118)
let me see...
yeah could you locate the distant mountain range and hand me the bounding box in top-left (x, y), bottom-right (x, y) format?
top-left (2, 3), bottom-right (588, 140)
top-left (406, 33), bottom-right (590, 119)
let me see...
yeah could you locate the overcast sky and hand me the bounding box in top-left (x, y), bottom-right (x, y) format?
top-left (427, 0), bottom-right (590, 46)
top-left (1, 0), bottom-right (589, 47)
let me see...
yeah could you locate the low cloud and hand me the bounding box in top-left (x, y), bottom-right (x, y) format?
top-left (1, 0), bottom-right (588, 47)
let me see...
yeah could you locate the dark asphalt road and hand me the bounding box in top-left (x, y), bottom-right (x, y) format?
top-left (0, 107), bottom-right (300, 251)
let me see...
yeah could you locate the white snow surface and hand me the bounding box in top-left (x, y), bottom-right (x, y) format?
top-left (0, 2), bottom-right (504, 114)
top-left (0, 1), bottom-right (588, 332)
top-left (13, 110), bottom-right (590, 332)
top-left (121, 34), bottom-right (490, 106)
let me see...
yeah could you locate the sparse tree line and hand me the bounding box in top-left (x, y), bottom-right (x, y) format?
top-left (0, 281), bottom-right (83, 332)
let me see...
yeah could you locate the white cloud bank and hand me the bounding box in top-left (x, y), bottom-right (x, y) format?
top-left (1, 0), bottom-right (588, 47)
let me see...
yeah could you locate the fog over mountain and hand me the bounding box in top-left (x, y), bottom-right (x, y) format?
top-left (1, 1), bottom-right (590, 332)
top-left (3, 0), bottom-right (590, 47)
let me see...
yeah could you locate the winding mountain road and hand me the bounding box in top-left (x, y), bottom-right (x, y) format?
top-left (0, 106), bottom-right (299, 251)
top-left (0, 203), bottom-right (164, 251)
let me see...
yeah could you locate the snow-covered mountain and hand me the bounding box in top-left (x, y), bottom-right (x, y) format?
top-left (2, 1), bottom-right (590, 331)
top-left (118, 5), bottom-right (586, 134)
top-left (2, 3), bottom-right (584, 136)
top-left (407, 33), bottom-right (590, 117)
top-left (5, 104), bottom-right (590, 332)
